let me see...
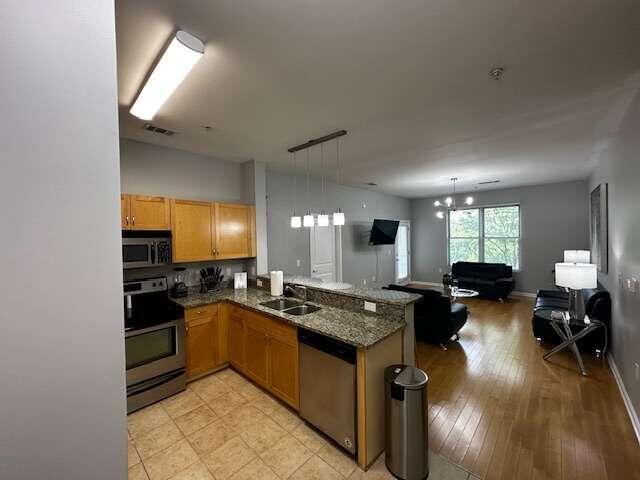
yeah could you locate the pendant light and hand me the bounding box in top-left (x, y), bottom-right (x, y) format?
top-left (332, 137), bottom-right (345, 226)
top-left (303, 149), bottom-right (314, 227)
top-left (317, 143), bottom-right (329, 226)
top-left (290, 152), bottom-right (301, 228)
top-left (434, 177), bottom-right (473, 219)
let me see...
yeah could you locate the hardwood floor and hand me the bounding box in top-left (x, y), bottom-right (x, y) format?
top-left (416, 296), bottom-right (640, 480)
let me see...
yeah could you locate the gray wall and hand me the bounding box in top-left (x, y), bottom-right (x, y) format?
top-left (120, 138), bottom-right (245, 202)
top-left (266, 170), bottom-right (411, 288)
top-left (0, 2), bottom-right (126, 479)
top-left (589, 86), bottom-right (640, 418)
top-left (411, 181), bottom-right (590, 293)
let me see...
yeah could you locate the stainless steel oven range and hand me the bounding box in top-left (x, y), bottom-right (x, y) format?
top-left (124, 277), bottom-right (186, 413)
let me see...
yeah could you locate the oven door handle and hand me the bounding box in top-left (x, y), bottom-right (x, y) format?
top-left (125, 319), bottom-right (184, 338)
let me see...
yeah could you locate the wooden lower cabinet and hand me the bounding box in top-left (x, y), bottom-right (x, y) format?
top-left (228, 308), bottom-right (245, 369)
top-left (244, 324), bottom-right (269, 386)
top-left (268, 336), bottom-right (299, 407)
top-left (227, 305), bottom-right (299, 409)
top-left (185, 304), bottom-right (221, 380)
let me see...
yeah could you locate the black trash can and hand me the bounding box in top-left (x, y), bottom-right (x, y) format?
top-left (385, 365), bottom-right (429, 480)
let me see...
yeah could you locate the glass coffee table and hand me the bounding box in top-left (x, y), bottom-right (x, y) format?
top-left (445, 286), bottom-right (479, 301)
top-left (536, 309), bottom-right (606, 376)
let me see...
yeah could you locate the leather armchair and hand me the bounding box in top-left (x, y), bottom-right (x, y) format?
top-left (385, 284), bottom-right (467, 346)
top-left (532, 287), bottom-right (611, 353)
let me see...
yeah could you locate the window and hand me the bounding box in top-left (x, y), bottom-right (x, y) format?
top-left (448, 205), bottom-right (520, 269)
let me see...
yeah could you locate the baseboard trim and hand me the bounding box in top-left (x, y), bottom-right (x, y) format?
top-left (607, 353), bottom-right (640, 445)
top-left (408, 281), bottom-right (442, 288)
top-left (511, 290), bottom-right (537, 298)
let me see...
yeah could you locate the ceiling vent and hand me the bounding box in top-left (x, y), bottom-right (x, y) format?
top-left (143, 123), bottom-right (176, 136)
top-left (365, 182), bottom-right (378, 186)
top-left (478, 180), bottom-right (500, 185)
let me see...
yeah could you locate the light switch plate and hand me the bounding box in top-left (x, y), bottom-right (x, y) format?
top-left (364, 301), bottom-right (377, 313)
top-left (256, 279), bottom-right (263, 287)
top-left (296, 259), bottom-right (301, 267)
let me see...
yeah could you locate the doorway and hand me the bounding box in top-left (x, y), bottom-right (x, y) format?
top-left (309, 225), bottom-right (341, 282)
top-left (395, 220), bottom-right (411, 284)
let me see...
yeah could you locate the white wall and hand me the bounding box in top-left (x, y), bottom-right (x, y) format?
top-left (266, 170), bottom-right (411, 287)
top-left (0, 2), bottom-right (126, 479)
top-left (589, 85), bottom-right (640, 419)
top-left (120, 138), bottom-right (245, 202)
top-left (411, 181), bottom-right (590, 293)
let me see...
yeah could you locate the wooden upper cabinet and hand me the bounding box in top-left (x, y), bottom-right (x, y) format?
top-left (121, 195), bottom-right (130, 229)
top-left (214, 203), bottom-right (251, 259)
top-left (171, 199), bottom-right (215, 263)
top-left (129, 195), bottom-right (171, 230)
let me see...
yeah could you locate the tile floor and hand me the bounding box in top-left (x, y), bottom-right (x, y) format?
top-left (128, 368), bottom-right (474, 480)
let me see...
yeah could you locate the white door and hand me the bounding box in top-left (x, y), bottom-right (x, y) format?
top-left (395, 221), bottom-right (410, 284)
top-left (310, 225), bottom-right (336, 282)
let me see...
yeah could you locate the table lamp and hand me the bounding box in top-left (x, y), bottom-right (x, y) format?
top-left (555, 262), bottom-right (597, 320)
top-left (563, 250), bottom-right (591, 263)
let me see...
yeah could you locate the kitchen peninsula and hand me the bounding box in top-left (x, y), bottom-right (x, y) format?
top-left (171, 281), bottom-right (420, 470)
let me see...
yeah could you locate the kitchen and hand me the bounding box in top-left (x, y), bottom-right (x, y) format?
top-left (120, 140), bottom-right (420, 477)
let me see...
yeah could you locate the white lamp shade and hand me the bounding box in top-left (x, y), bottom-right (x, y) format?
top-left (436, 211), bottom-right (444, 219)
top-left (564, 250), bottom-right (590, 263)
top-left (433, 200), bottom-right (441, 207)
top-left (555, 262), bottom-right (597, 289)
top-left (290, 216), bottom-right (301, 228)
top-left (130, 31), bottom-right (204, 120)
top-left (465, 196), bottom-right (474, 205)
top-left (317, 214), bottom-right (329, 227)
top-left (333, 211), bottom-right (345, 226)
top-left (444, 197), bottom-right (453, 206)
top-left (303, 214), bottom-right (315, 227)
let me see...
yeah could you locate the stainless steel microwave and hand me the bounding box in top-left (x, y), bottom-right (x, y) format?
top-left (122, 231), bottom-right (171, 269)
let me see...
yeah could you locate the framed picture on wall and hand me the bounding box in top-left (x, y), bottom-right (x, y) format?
top-left (590, 183), bottom-right (608, 273)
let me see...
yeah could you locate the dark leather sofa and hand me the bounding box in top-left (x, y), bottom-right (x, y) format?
top-left (532, 287), bottom-right (611, 353)
top-left (451, 262), bottom-right (515, 300)
top-left (386, 284), bottom-right (467, 347)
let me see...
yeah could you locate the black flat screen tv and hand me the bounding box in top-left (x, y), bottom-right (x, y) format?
top-left (369, 219), bottom-right (400, 245)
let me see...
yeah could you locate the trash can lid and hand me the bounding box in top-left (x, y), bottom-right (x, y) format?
top-left (384, 364), bottom-right (428, 390)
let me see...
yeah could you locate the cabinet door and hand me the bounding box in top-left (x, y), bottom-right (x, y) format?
top-left (268, 336), bottom-right (299, 409)
top-left (244, 323), bottom-right (269, 387)
top-left (121, 195), bottom-right (130, 229)
top-left (130, 195), bottom-right (171, 230)
top-left (228, 313), bottom-right (245, 369)
top-left (186, 316), bottom-right (218, 379)
top-left (171, 199), bottom-right (215, 262)
top-left (214, 203), bottom-right (250, 259)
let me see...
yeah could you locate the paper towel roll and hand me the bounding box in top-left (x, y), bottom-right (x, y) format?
top-left (270, 271), bottom-right (283, 296)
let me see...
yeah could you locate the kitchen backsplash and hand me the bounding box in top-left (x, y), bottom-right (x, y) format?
top-left (123, 259), bottom-right (255, 287)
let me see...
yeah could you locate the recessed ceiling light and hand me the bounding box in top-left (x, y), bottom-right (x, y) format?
top-left (488, 66), bottom-right (505, 80)
top-left (130, 31), bottom-right (205, 121)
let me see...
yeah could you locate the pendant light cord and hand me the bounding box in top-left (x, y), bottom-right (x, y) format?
top-left (306, 149), bottom-right (310, 213)
top-left (320, 143), bottom-right (325, 212)
top-left (292, 152), bottom-right (297, 214)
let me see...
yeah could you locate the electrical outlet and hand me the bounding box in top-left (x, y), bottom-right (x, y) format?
top-left (256, 279), bottom-right (263, 287)
top-left (363, 279), bottom-right (367, 286)
top-left (364, 301), bottom-right (377, 313)
top-left (296, 259), bottom-right (301, 267)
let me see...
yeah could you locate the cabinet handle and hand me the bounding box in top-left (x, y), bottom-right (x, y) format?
top-left (132, 216), bottom-right (135, 226)
top-left (125, 216), bottom-right (129, 226)
top-left (196, 310), bottom-right (204, 315)
top-left (185, 325), bottom-right (189, 335)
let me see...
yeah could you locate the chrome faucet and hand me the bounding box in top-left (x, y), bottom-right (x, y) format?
top-left (285, 284), bottom-right (307, 303)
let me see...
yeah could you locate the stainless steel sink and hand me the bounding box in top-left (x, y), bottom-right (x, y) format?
top-left (260, 298), bottom-right (302, 310)
top-left (283, 304), bottom-right (322, 316)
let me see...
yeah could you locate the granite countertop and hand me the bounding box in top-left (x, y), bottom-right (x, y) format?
top-left (171, 287), bottom-right (405, 348)
top-left (256, 274), bottom-right (422, 306)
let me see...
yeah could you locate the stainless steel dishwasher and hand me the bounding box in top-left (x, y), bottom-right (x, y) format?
top-left (298, 328), bottom-right (357, 455)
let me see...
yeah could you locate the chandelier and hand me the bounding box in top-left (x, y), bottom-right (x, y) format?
top-left (434, 177), bottom-right (474, 219)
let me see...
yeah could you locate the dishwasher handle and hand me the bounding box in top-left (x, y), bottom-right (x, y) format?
top-left (298, 328), bottom-right (357, 364)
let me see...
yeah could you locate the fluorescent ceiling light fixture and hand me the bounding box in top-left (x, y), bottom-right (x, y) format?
top-left (130, 31), bottom-right (204, 121)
